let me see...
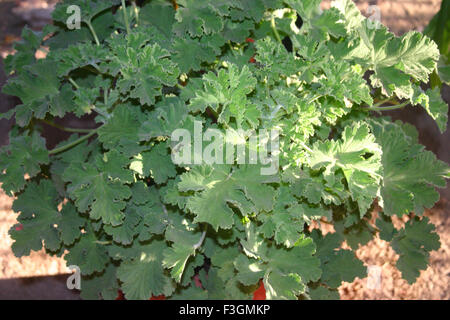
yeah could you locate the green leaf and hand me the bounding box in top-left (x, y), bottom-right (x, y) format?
top-left (309, 122), bottom-right (382, 216)
top-left (264, 271), bottom-right (304, 300)
top-left (174, 0), bottom-right (226, 37)
top-left (234, 254), bottom-right (264, 286)
top-left (103, 207), bottom-right (141, 245)
top-left (108, 35), bottom-right (179, 106)
top-left (0, 131), bottom-right (49, 195)
top-left (172, 37), bottom-right (217, 73)
top-left (391, 217), bottom-right (440, 284)
top-left (2, 60), bottom-right (60, 125)
top-left (254, 38), bottom-right (303, 84)
top-left (317, 60), bottom-right (373, 106)
top-left (9, 180), bottom-right (61, 256)
top-left (52, 0), bottom-right (120, 24)
top-left (286, 0), bottom-right (346, 39)
top-left (376, 212), bottom-right (396, 242)
top-left (163, 243), bottom-right (195, 283)
top-left (139, 96), bottom-right (188, 141)
top-left (98, 105), bottom-right (143, 155)
top-left (4, 26), bottom-right (49, 74)
top-left (424, 0), bottom-right (450, 59)
top-left (309, 285), bottom-right (340, 300)
top-left (263, 237), bottom-right (322, 299)
top-left (58, 202), bottom-right (86, 246)
top-left (320, 250), bottom-right (366, 288)
top-left (80, 264), bottom-right (119, 300)
top-left (180, 165), bottom-right (278, 231)
top-left (190, 63), bottom-right (258, 128)
top-left (141, 142), bottom-right (177, 184)
top-left (63, 153), bottom-right (132, 226)
top-left (171, 284), bottom-right (208, 300)
top-left (64, 224), bottom-right (109, 275)
top-left (117, 241), bottom-right (174, 300)
top-left (311, 228), bottom-right (368, 287)
top-left (411, 87), bottom-right (449, 133)
top-left (330, 6), bottom-right (439, 99)
top-left (370, 119), bottom-right (449, 216)
top-left (49, 42), bottom-right (109, 77)
top-left (139, 0), bottom-right (176, 41)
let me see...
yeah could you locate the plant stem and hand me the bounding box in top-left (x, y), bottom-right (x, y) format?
top-left (309, 95), bottom-right (323, 104)
top-left (48, 129), bottom-right (99, 155)
top-left (68, 77), bottom-right (80, 90)
top-left (95, 241), bottom-right (112, 245)
top-left (227, 41), bottom-right (235, 53)
top-left (299, 141), bottom-right (313, 154)
top-left (366, 101), bottom-right (409, 112)
top-left (86, 21), bottom-right (100, 46)
top-left (41, 119), bottom-right (94, 133)
top-left (373, 97), bottom-right (394, 107)
top-left (193, 226), bottom-right (207, 250)
top-left (121, 0), bottom-right (131, 34)
top-left (271, 14), bottom-right (282, 44)
top-left (132, 0), bottom-right (139, 26)
top-left (104, 89), bottom-right (108, 106)
top-left (93, 106), bottom-right (111, 119)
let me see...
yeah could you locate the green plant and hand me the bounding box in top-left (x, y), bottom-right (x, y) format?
top-left (1, 0), bottom-right (449, 300)
top-left (424, 0), bottom-right (450, 87)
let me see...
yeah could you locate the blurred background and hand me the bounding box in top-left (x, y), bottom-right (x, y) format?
top-left (0, 0), bottom-right (448, 299)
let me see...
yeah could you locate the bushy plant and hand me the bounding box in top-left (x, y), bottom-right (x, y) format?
top-left (1, 0), bottom-right (449, 300)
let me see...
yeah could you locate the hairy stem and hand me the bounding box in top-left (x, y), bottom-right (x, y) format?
top-left (373, 97), bottom-right (395, 107)
top-left (95, 241), bottom-right (112, 245)
top-left (366, 101), bottom-right (409, 112)
top-left (132, 0), bottom-right (139, 26)
top-left (271, 14), bottom-right (282, 44)
top-left (193, 227), bottom-right (207, 250)
top-left (121, 0), bottom-right (132, 34)
top-left (93, 106), bottom-right (111, 119)
top-left (48, 128), bottom-right (100, 155)
top-left (41, 119), bottom-right (94, 133)
top-left (86, 21), bottom-right (100, 46)
top-left (68, 77), bottom-right (80, 90)
top-left (299, 141), bottom-right (314, 154)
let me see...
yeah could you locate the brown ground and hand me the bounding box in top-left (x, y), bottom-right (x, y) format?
top-left (0, 0), bottom-right (449, 299)
top-left (339, 200), bottom-right (450, 300)
top-left (321, 0), bottom-right (443, 35)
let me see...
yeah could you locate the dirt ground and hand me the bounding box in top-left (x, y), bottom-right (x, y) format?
top-left (0, 0), bottom-right (448, 299)
top-left (322, 0), bottom-right (443, 35)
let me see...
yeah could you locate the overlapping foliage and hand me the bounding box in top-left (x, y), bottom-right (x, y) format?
top-left (1, 0), bottom-right (449, 300)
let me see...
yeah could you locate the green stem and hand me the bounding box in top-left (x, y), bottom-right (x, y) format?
top-left (93, 106), bottom-right (111, 119)
top-left (373, 98), bottom-right (395, 108)
top-left (227, 41), bottom-right (235, 54)
top-left (309, 95), bottom-right (323, 104)
top-left (104, 89), bottom-right (108, 106)
top-left (82, 65), bottom-right (102, 75)
top-left (49, 129), bottom-right (99, 155)
top-left (271, 14), bottom-right (282, 44)
top-left (86, 21), bottom-right (100, 46)
top-left (41, 119), bottom-right (94, 133)
top-left (193, 227), bottom-right (207, 250)
top-left (68, 77), bottom-right (80, 90)
top-left (299, 141), bottom-right (313, 154)
top-left (366, 101), bottom-right (409, 112)
top-left (132, 0), bottom-right (139, 26)
top-left (95, 241), bottom-right (112, 245)
top-left (121, 0), bottom-right (131, 34)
